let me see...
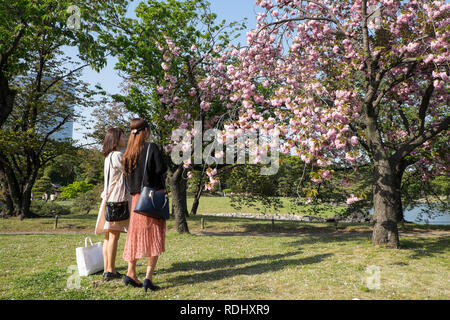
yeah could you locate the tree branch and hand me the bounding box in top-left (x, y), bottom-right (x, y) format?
top-left (1, 25), bottom-right (26, 69)
top-left (41, 63), bottom-right (89, 95)
top-left (372, 62), bottom-right (417, 109)
top-left (37, 114), bottom-right (72, 157)
top-left (397, 103), bottom-right (413, 139)
top-left (391, 115), bottom-right (450, 164)
top-left (418, 82), bottom-right (434, 134)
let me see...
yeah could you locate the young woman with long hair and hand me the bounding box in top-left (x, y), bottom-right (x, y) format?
top-left (95, 127), bottom-right (129, 281)
top-left (121, 118), bottom-right (167, 292)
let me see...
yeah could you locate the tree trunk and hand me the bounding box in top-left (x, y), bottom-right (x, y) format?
top-left (1, 188), bottom-right (14, 216)
top-left (190, 171), bottom-right (205, 216)
top-left (19, 185), bottom-right (33, 219)
top-left (372, 160), bottom-right (400, 248)
top-left (0, 173), bottom-right (13, 216)
top-left (0, 73), bottom-right (17, 129)
top-left (168, 166), bottom-right (189, 233)
top-left (365, 99), bottom-right (400, 248)
top-left (9, 184), bottom-right (35, 219)
top-left (1, 166), bottom-right (22, 217)
top-left (4, 192), bottom-right (14, 216)
top-left (190, 190), bottom-right (202, 216)
top-left (0, 161), bottom-right (38, 219)
top-left (393, 170), bottom-right (404, 223)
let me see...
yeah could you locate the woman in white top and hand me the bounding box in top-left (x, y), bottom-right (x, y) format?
top-left (95, 128), bottom-right (130, 281)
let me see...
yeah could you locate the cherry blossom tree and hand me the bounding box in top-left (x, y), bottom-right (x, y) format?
top-left (107, 0), bottom-right (246, 233)
top-left (217, 0), bottom-right (449, 248)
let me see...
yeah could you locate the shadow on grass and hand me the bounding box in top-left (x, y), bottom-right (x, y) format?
top-left (159, 251), bottom-right (302, 274)
top-left (286, 235), bottom-right (370, 247)
top-left (241, 221), bottom-right (372, 235)
top-left (162, 252), bottom-right (333, 288)
top-left (400, 237), bottom-right (450, 259)
top-left (191, 214), bottom-right (373, 234)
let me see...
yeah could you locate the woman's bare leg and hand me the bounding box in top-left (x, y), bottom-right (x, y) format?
top-left (103, 232), bottom-right (110, 272)
top-left (145, 256), bottom-right (159, 280)
top-left (127, 260), bottom-right (141, 284)
top-left (106, 230), bottom-right (120, 273)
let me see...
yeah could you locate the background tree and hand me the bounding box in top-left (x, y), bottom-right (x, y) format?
top-left (0, 0), bottom-right (130, 218)
top-left (0, 0), bottom-right (129, 128)
top-left (32, 175), bottom-right (53, 198)
top-left (43, 154), bottom-right (78, 186)
top-left (89, 102), bottom-right (137, 144)
top-left (0, 53), bottom-right (93, 218)
top-left (218, 0), bottom-right (449, 248)
top-left (76, 148), bottom-right (105, 185)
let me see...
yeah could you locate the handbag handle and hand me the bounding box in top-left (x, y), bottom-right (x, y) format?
top-left (140, 143), bottom-right (167, 192)
top-left (105, 152), bottom-right (113, 200)
top-left (85, 237), bottom-right (94, 247)
top-left (147, 189), bottom-right (169, 209)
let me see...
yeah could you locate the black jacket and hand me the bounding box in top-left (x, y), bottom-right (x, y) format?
top-left (126, 142), bottom-right (168, 195)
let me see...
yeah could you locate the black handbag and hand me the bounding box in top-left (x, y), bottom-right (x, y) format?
top-left (105, 153), bottom-right (130, 222)
top-left (106, 201), bottom-right (129, 222)
top-left (133, 144), bottom-right (170, 220)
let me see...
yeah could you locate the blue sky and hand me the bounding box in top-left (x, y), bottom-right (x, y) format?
top-left (72, 0), bottom-right (259, 142)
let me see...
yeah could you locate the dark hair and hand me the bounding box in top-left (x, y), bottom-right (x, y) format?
top-left (122, 118), bottom-right (150, 174)
top-left (102, 128), bottom-right (125, 157)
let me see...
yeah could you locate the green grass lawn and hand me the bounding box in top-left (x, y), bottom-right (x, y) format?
top-left (189, 196), bottom-right (345, 217)
top-left (0, 209), bottom-right (449, 300)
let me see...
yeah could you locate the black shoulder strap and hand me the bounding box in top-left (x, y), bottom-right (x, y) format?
top-left (140, 143), bottom-right (166, 191)
top-left (140, 144), bottom-right (151, 191)
top-left (106, 152), bottom-right (113, 198)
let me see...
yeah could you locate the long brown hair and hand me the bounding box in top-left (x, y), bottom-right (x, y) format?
top-left (102, 128), bottom-right (124, 157)
top-left (122, 118), bottom-right (150, 175)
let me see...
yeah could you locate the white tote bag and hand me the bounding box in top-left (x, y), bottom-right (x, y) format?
top-left (76, 237), bottom-right (104, 276)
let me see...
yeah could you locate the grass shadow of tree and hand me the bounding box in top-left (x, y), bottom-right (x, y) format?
top-left (285, 235), bottom-right (370, 247)
top-left (159, 251), bottom-right (302, 274)
top-left (162, 252), bottom-right (333, 288)
top-left (240, 221), bottom-right (373, 235)
top-left (400, 237), bottom-right (450, 259)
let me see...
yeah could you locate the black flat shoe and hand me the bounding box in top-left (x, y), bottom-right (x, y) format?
top-left (123, 276), bottom-right (143, 288)
top-left (110, 271), bottom-right (124, 279)
top-left (103, 272), bottom-right (113, 281)
top-left (143, 278), bottom-right (161, 292)
top-left (103, 271), bottom-right (123, 281)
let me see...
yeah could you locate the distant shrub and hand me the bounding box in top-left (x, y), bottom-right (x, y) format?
top-left (60, 181), bottom-right (94, 199)
top-left (30, 201), bottom-right (71, 217)
top-left (32, 176), bottom-right (53, 198)
top-left (72, 185), bottom-right (102, 215)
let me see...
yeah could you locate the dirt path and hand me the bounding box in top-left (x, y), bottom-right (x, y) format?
top-left (192, 229), bottom-right (450, 238)
top-left (0, 231), bottom-right (89, 235)
top-left (1, 228), bottom-right (449, 238)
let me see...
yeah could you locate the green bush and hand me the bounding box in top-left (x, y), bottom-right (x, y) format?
top-left (60, 181), bottom-right (94, 199)
top-left (30, 201), bottom-right (71, 217)
top-left (72, 185), bottom-right (102, 215)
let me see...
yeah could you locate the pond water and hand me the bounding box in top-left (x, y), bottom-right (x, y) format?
top-left (369, 205), bottom-right (450, 225)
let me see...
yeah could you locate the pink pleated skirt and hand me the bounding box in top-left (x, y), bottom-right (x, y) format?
top-left (122, 193), bottom-right (166, 262)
